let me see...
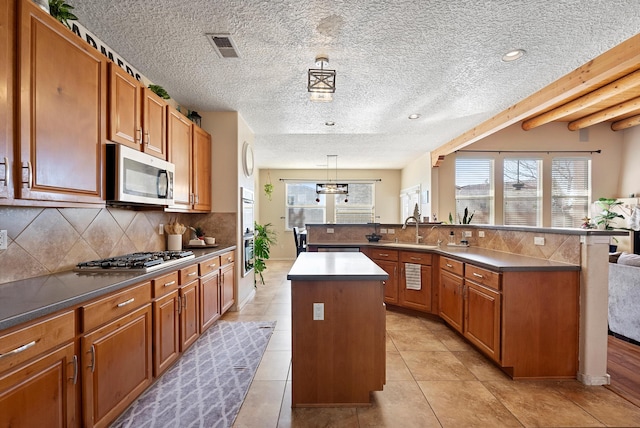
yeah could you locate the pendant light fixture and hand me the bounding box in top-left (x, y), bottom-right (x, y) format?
top-left (316, 155), bottom-right (348, 196)
top-left (308, 55), bottom-right (336, 102)
top-left (512, 160), bottom-right (525, 190)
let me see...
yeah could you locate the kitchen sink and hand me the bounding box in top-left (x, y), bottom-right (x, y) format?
top-left (380, 243), bottom-right (440, 250)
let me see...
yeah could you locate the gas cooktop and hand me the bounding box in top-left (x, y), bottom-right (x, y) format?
top-left (74, 250), bottom-right (195, 273)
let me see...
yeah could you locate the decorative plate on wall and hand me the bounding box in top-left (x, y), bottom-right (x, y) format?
top-left (242, 141), bottom-right (254, 177)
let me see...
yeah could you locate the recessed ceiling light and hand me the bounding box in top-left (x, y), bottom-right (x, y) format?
top-left (502, 49), bottom-right (525, 62)
top-left (408, 114), bottom-right (421, 120)
top-left (325, 121), bottom-right (335, 126)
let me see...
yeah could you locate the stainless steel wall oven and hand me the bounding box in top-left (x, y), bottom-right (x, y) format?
top-left (241, 187), bottom-right (255, 277)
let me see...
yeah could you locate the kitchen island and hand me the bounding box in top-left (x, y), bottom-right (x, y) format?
top-left (287, 252), bottom-right (388, 407)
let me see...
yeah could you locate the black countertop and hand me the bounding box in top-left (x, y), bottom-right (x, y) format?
top-left (0, 246), bottom-right (236, 331)
top-left (308, 241), bottom-right (580, 272)
top-left (287, 252), bottom-right (388, 281)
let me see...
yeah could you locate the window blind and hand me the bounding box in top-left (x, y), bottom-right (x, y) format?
top-left (551, 158), bottom-right (591, 228)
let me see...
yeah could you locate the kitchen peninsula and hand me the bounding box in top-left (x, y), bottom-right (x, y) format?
top-left (287, 252), bottom-right (387, 406)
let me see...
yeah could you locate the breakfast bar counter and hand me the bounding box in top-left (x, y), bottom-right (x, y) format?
top-left (287, 252), bottom-right (388, 407)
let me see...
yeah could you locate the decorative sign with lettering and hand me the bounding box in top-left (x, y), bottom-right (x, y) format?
top-left (70, 21), bottom-right (150, 86)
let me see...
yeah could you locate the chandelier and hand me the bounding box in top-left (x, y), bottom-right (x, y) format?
top-left (316, 155), bottom-right (348, 198)
top-left (307, 55), bottom-right (336, 102)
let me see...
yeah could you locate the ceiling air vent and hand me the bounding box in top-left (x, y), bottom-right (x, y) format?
top-left (206, 33), bottom-right (240, 58)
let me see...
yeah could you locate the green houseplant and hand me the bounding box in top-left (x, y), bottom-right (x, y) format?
top-left (254, 222), bottom-right (277, 285)
top-left (48, 0), bottom-right (78, 28)
top-left (594, 197), bottom-right (625, 251)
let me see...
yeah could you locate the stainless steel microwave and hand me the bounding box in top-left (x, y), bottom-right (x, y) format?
top-left (106, 144), bottom-right (174, 206)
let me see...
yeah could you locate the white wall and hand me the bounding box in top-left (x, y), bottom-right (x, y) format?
top-left (400, 152), bottom-right (432, 221)
top-left (620, 126), bottom-right (640, 197)
top-left (256, 168), bottom-right (401, 260)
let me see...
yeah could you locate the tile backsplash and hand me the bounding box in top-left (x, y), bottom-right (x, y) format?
top-left (0, 207), bottom-right (236, 284)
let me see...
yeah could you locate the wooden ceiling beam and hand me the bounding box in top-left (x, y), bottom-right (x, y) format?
top-left (431, 33), bottom-right (640, 167)
top-left (567, 96), bottom-right (640, 130)
top-left (521, 69), bottom-right (640, 131)
top-left (611, 114), bottom-right (640, 131)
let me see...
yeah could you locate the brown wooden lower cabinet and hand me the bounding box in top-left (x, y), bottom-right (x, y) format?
top-left (439, 269), bottom-right (464, 333)
top-left (81, 304), bottom-right (153, 428)
top-left (399, 251), bottom-right (434, 312)
top-left (221, 261), bottom-right (235, 313)
top-left (179, 279), bottom-right (200, 351)
top-left (153, 289), bottom-right (180, 376)
top-left (200, 270), bottom-right (221, 332)
top-left (464, 281), bottom-right (501, 362)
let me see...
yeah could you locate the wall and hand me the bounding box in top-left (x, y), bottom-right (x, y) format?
top-left (400, 152), bottom-right (432, 221)
top-left (436, 122), bottom-right (624, 225)
top-left (0, 206), bottom-right (235, 285)
top-left (620, 126), bottom-right (640, 197)
top-left (256, 168), bottom-right (401, 260)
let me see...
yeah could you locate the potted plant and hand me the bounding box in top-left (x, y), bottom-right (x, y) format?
top-left (264, 171), bottom-right (274, 201)
top-left (48, 0), bottom-right (78, 28)
top-left (594, 197), bottom-right (625, 251)
top-left (254, 222), bottom-right (277, 285)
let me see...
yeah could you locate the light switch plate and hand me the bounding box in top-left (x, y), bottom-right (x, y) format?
top-left (388, 229), bottom-right (395, 234)
top-left (159, 224), bottom-right (164, 235)
top-left (478, 231), bottom-right (485, 237)
top-left (534, 236), bottom-right (545, 246)
top-left (380, 228), bottom-right (387, 234)
top-left (313, 303), bottom-right (324, 320)
top-left (464, 231), bottom-right (472, 237)
top-left (0, 230), bottom-right (7, 250)
top-left (327, 228), bottom-right (334, 234)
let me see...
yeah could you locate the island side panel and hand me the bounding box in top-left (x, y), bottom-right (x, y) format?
top-left (291, 279), bottom-right (385, 407)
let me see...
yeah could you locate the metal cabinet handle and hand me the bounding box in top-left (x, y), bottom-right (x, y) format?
top-left (187, 272), bottom-right (197, 277)
top-left (446, 263), bottom-right (453, 268)
top-left (0, 340), bottom-right (37, 358)
top-left (208, 263), bottom-right (217, 268)
top-left (144, 130), bottom-right (150, 146)
top-left (88, 345), bottom-right (95, 373)
top-left (227, 257), bottom-right (232, 262)
top-left (177, 296), bottom-right (182, 314)
top-left (164, 280), bottom-right (176, 287)
top-left (136, 128), bottom-right (143, 145)
top-left (69, 355), bottom-right (78, 384)
top-left (473, 272), bottom-right (484, 278)
top-left (21, 161), bottom-right (32, 188)
top-left (117, 297), bottom-right (135, 307)
top-left (0, 157), bottom-right (8, 187)
top-left (394, 265), bottom-right (397, 276)
top-left (182, 294), bottom-right (187, 310)
top-left (378, 253), bottom-right (389, 257)
top-left (410, 256), bottom-right (421, 261)
top-left (194, 194), bottom-right (199, 204)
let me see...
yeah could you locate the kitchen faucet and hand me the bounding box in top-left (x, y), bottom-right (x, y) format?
top-left (402, 216), bottom-right (422, 244)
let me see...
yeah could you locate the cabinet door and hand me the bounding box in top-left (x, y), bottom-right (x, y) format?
top-left (399, 263), bottom-right (432, 312)
top-left (19, 1), bottom-right (106, 203)
top-left (82, 304), bottom-right (152, 428)
top-left (439, 270), bottom-right (464, 333)
top-left (108, 63), bottom-right (141, 149)
top-left (376, 259), bottom-right (398, 304)
top-left (0, 342), bottom-right (77, 427)
top-left (141, 87), bottom-right (167, 159)
top-left (167, 107), bottom-right (193, 209)
top-left (180, 280), bottom-right (200, 351)
top-left (153, 290), bottom-right (179, 377)
top-left (464, 281), bottom-right (501, 363)
top-left (192, 126), bottom-right (211, 211)
top-left (0, 0), bottom-right (14, 200)
top-left (199, 271), bottom-right (220, 332)
top-left (221, 262), bottom-right (235, 314)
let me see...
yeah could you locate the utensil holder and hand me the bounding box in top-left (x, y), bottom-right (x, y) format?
top-left (167, 234), bottom-right (182, 251)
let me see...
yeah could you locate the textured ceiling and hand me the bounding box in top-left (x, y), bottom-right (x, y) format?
top-left (72, 0), bottom-right (640, 170)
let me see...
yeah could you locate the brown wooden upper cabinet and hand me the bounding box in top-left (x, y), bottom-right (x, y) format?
top-left (108, 63), bottom-right (167, 160)
top-left (0, 0), bottom-right (14, 201)
top-left (167, 106), bottom-right (211, 212)
top-left (17, 0), bottom-right (106, 204)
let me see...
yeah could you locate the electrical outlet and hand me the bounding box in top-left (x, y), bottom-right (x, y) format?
top-left (0, 230), bottom-right (7, 250)
top-left (327, 228), bottom-right (334, 234)
top-left (534, 236), bottom-right (545, 246)
top-left (380, 228), bottom-right (387, 234)
top-left (464, 231), bottom-right (472, 237)
top-left (159, 224), bottom-right (164, 235)
top-left (478, 231), bottom-right (485, 238)
top-left (388, 229), bottom-right (395, 234)
top-left (313, 303), bottom-right (324, 320)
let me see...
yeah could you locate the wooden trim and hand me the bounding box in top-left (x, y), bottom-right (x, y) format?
top-left (611, 113), bottom-right (640, 131)
top-left (568, 96), bottom-right (640, 130)
top-left (431, 33), bottom-right (640, 166)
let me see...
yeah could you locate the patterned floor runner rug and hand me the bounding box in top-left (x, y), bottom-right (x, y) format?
top-left (111, 320), bottom-right (276, 428)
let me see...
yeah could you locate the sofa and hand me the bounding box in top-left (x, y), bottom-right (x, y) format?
top-left (608, 252), bottom-right (640, 343)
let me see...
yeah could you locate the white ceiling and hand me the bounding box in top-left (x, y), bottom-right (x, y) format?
top-left (72, 0), bottom-right (640, 170)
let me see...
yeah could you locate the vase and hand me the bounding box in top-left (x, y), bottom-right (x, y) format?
top-left (167, 234), bottom-right (182, 251)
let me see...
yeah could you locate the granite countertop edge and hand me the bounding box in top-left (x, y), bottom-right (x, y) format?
top-left (307, 241), bottom-right (581, 272)
top-left (0, 245), bottom-right (236, 331)
top-left (287, 252), bottom-right (389, 282)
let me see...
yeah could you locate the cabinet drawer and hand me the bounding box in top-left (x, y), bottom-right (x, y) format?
top-left (199, 256), bottom-right (220, 276)
top-left (465, 264), bottom-right (501, 291)
top-left (400, 251), bottom-right (432, 265)
top-left (220, 250), bottom-right (235, 266)
top-left (0, 310), bottom-right (75, 373)
top-left (441, 257), bottom-right (464, 276)
top-left (179, 264), bottom-right (199, 284)
top-left (82, 282), bottom-right (151, 332)
top-left (152, 271), bottom-right (179, 298)
top-left (369, 248), bottom-right (398, 261)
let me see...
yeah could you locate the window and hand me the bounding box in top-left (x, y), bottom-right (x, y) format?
top-left (400, 186), bottom-right (420, 221)
top-left (335, 183), bottom-right (375, 223)
top-left (455, 158), bottom-right (493, 224)
top-left (503, 159), bottom-right (542, 226)
top-left (285, 183), bottom-right (325, 230)
top-left (551, 158), bottom-right (591, 228)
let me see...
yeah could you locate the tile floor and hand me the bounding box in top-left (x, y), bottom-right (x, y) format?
top-left (224, 260), bottom-right (640, 427)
